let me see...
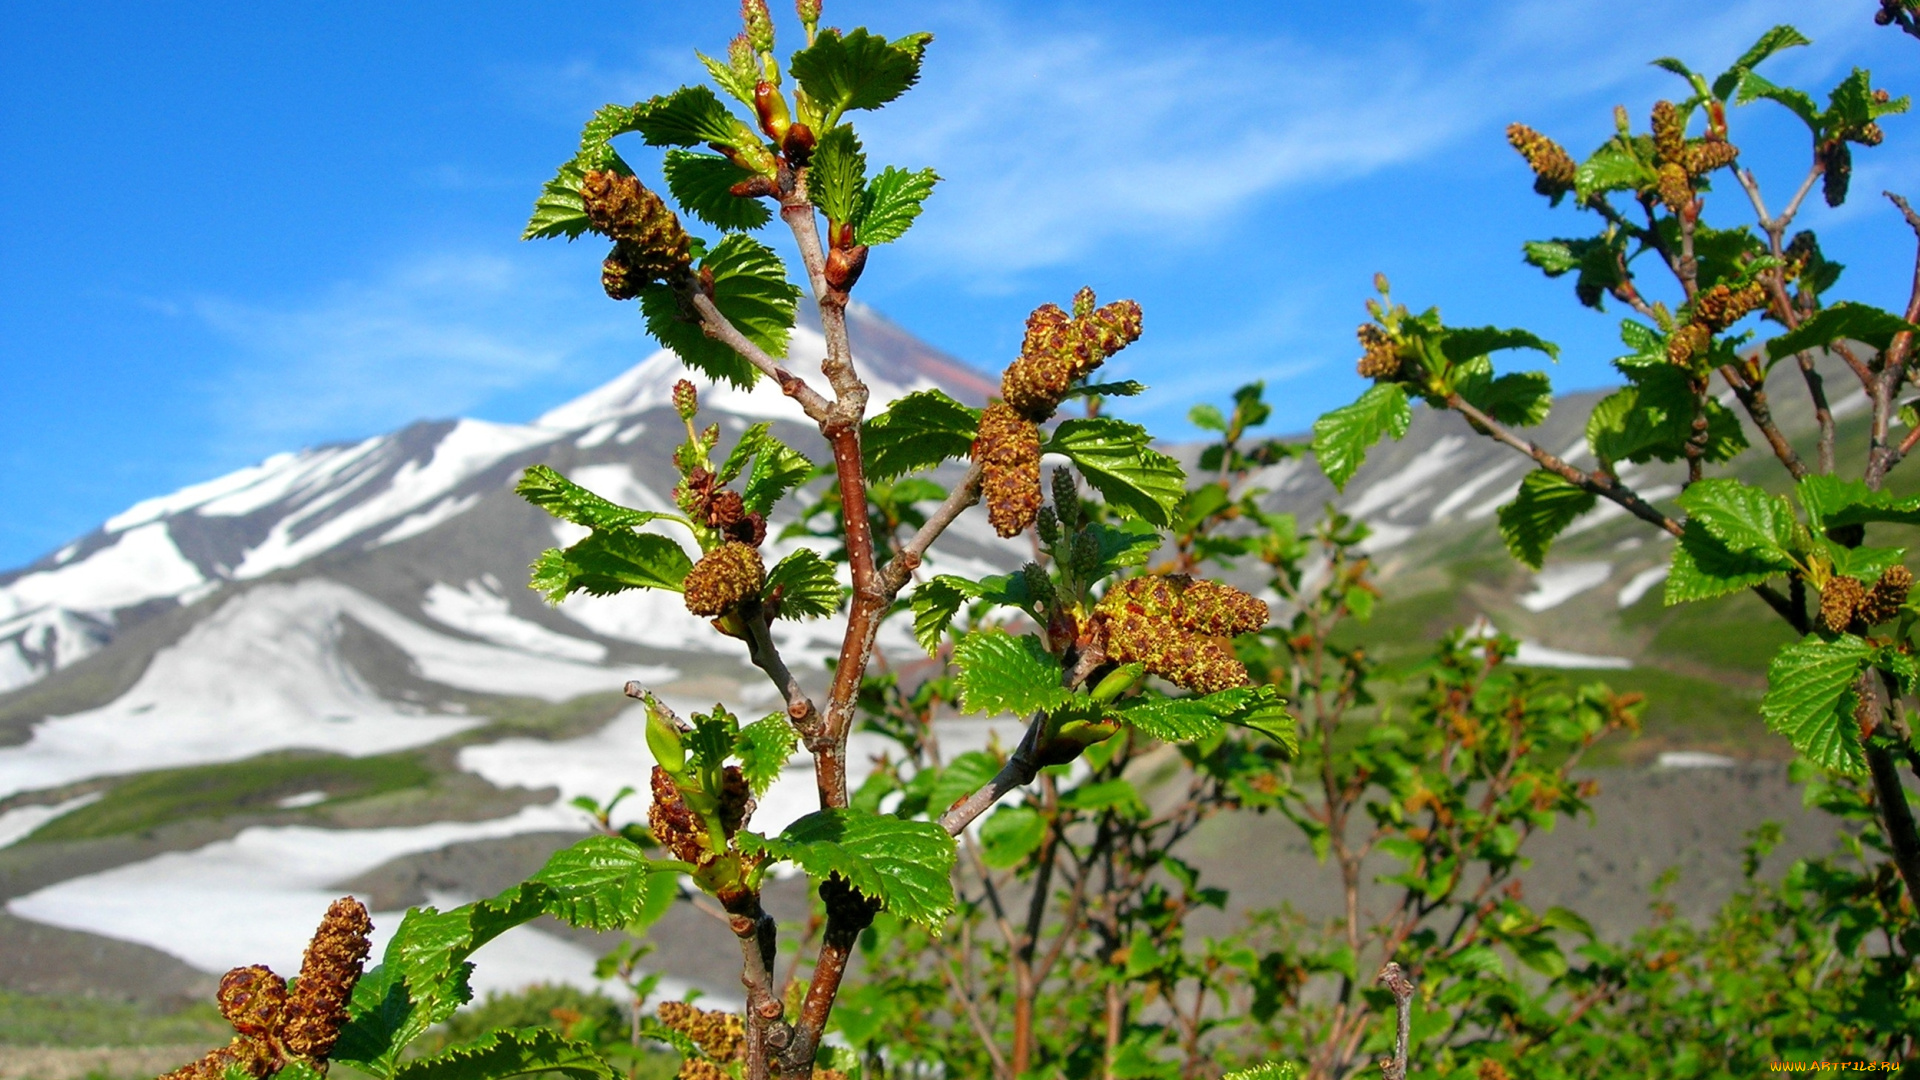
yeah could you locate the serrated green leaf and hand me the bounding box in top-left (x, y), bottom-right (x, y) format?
top-left (517, 466), bottom-right (677, 531)
top-left (1072, 379), bottom-right (1147, 399)
top-left (716, 422), bottom-right (772, 484)
top-left (528, 836), bottom-right (655, 931)
top-left (1798, 474), bottom-right (1920, 529)
top-left (579, 104), bottom-right (643, 160)
top-left (1575, 142), bottom-right (1656, 202)
top-left (790, 28), bottom-right (929, 125)
top-left (1510, 933), bottom-right (1568, 977)
top-left (743, 434), bottom-right (815, 515)
top-left (1048, 418), bottom-right (1187, 527)
top-left (1497, 470), bottom-right (1597, 570)
top-left (1676, 478), bottom-right (1800, 564)
top-left (1588, 366), bottom-right (1746, 465)
top-left (978, 805), bottom-right (1047, 869)
top-left (1310, 383), bottom-right (1410, 491)
top-left (1522, 240), bottom-right (1582, 275)
top-left (633, 1017), bottom-right (699, 1060)
top-left (736, 713), bottom-right (798, 796)
top-left (524, 157), bottom-right (594, 242)
top-left (857, 166), bottom-right (938, 246)
top-left (1735, 71), bottom-right (1822, 131)
top-left (640, 234), bottom-right (800, 390)
top-left (1088, 519), bottom-right (1163, 578)
top-left (1818, 538), bottom-right (1905, 582)
top-left (1115, 695), bottom-right (1226, 742)
top-left (1455, 360), bottom-right (1552, 427)
top-left (662, 150), bottom-right (772, 231)
top-left (923, 751), bottom-right (998, 820)
top-left (1713, 25), bottom-right (1810, 100)
top-left (1440, 325), bottom-right (1560, 365)
top-left (697, 49), bottom-right (757, 108)
top-left (741, 808), bottom-right (956, 925)
top-left (1765, 301), bottom-right (1920, 362)
top-left (808, 125), bottom-right (867, 226)
top-left (632, 85), bottom-right (746, 148)
top-left (863, 389), bottom-right (981, 481)
top-left (1222, 1064), bottom-right (1297, 1080)
top-left (953, 632), bottom-right (1075, 717)
top-left (530, 531), bottom-right (693, 602)
top-left (765, 548), bottom-right (842, 619)
top-left (909, 575), bottom-right (980, 654)
top-left (396, 1028), bottom-right (614, 1080)
top-left (1664, 521), bottom-right (1785, 604)
top-left (1542, 905), bottom-right (1597, 940)
top-left (1763, 634), bottom-right (1871, 775)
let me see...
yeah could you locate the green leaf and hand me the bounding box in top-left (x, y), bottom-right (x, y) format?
top-left (1664, 522), bottom-right (1785, 604)
top-left (1762, 634), bottom-right (1871, 775)
top-left (741, 431), bottom-right (816, 515)
top-left (528, 836), bottom-right (655, 931)
top-left (1222, 1064), bottom-right (1297, 1080)
top-left (1675, 478), bottom-right (1800, 565)
top-left (909, 575), bottom-right (980, 654)
top-left (517, 465), bottom-right (677, 531)
top-left (1310, 383), bottom-right (1410, 491)
top-left (640, 234), bottom-right (800, 390)
top-left (1542, 905), bottom-right (1597, 940)
top-left (1087, 519), bottom-right (1164, 578)
top-left (1059, 777), bottom-right (1147, 818)
top-left (632, 85), bottom-right (745, 148)
top-left (662, 150), bottom-right (772, 232)
top-left (1735, 71), bottom-right (1822, 131)
top-left (1510, 933), bottom-right (1568, 978)
top-left (807, 125), bottom-right (867, 226)
top-left (736, 713), bottom-right (798, 796)
top-left (1713, 24), bottom-right (1811, 100)
top-left (922, 752), bottom-right (998, 820)
top-left (1439, 326), bottom-right (1560, 365)
top-left (1765, 301), bottom-right (1920, 362)
top-left (765, 548), bottom-right (842, 619)
top-left (1454, 360), bottom-right (1552, 427)
top-left (1820, 539), bottom-right (1905, 582)
top-left (857, 166), bottom-right (938, 246)
top-left (524, 157), bottom-right (593, 242)
top-left (1115, 695), bottom-right (1225, 742)
top-left (1522, 240), bottom-right (1582, 275)
top-left (1497, 470), bottom-right (1597, 570)
top-left (952, 632), bottom-right (1075, 717)
top-left (863, 389), bottom-right (981, 481)
top-left (1588, 366), bottom-right (1746, 465)
top-left (790, 28), bottom-right (930, 124)
top-left (530, 531), bottom-right (694, 602)
top-left (395, 1028), bottom-right (614, 1080)
top-left (1048, 418), bottom-right (1187, 527)
top-left (741, 808), bottom-right (956, 925)
top-left (1071, 380), bottom-right (1147, 399)
top-left (978, 805), bottom-right (1047, 869)
top-left (1575, 142), bottom-right (1656, 202)
top-left (1798, 474), bottom-right (1920, 529)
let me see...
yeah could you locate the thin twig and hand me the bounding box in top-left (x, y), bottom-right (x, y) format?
top-left (688, 292), bottom-right (833, 423)
top-left (941, 716), bottom-right (1045, 836)
top-left (880, 461), bottom-right (985, 596)
top-left (740, 601), bottom-right (823, 740)
top-left (1376, 959), bottom-right (1415, 1079)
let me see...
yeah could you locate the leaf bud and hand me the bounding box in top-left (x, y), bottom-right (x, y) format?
top-left (754, 80), bottom-right (791, 142)
top-left (796, 0), bottom-right (821, 32)
top-left (1036, 504), bottom-right (1060, 546)
top-left (1021, 562), bottom-right (1056, 611)
top-left (646, 697), bottom-right (689, 775)
top-left (729, 174), bottom-right (779, 199)
top-left (782, 122), bottom-right (816, 167)
top-left (1613, 104), bottom-right (1631, 135)
top-left (673, 379), bottom-right (699, 421)
top-left (741, 0), bottom-right (775, 54)
top-left (825, 244), bottom-right (869, 291)
top-left (1373, 272), bottom-right (1390, 296)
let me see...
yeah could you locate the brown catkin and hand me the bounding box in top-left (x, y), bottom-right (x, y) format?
top-left (682, 541), bottom-right (765, 617)
top-left (1684, 139), bottom-right (1740, 177)
top-left (1859, 565), bottom-right (1913, 625)
top-left (677, 1060), bottom-right (728, 1080)
top-left (216, 966), bottom-right (288, 1040)
top-left (1356, 323), bottom-right (1400, 379)
top-left (1506, 123), bottom-right (1576, 199)
top-left (1821, 574), bottom-right (1869, 631)
top-left (1477, 1061), bottom-right (1513, 1080)
top-left (975, 402), bottom-right (1043, 538)
top-left (706, 489), bottom-right (746, 531)
top-left (158, 1038), bottom-right (278, 1080)
top-left (281, 897), bottom-right (373, 1062)
top-left (648, 766), bottom-right (711, 866)
top-left (581, 170), bottom-right (691, 286)
top-left (716, 765), bottom-right (752, 837)
top-left (1650, 100), bottom-right (1686, 164)
top-left (1001, 294), bottom-right (1144, 421)
top-left (1666, 323), bottom-right (1711, 367)
top-left (1692, 282), bottom-right (1768, 332)
top-left (1820, 140), bottom-right (1853, 207)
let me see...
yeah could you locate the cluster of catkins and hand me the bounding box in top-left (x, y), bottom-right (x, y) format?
top-left (1820, 88), bottom-right (1893, 207)
top-left (1819, 565), bottom-right (1912, 633)
top-left (974, 288), bottom-right (1144, 537)
top-left (161, 898), bottom-right (373, 1080)
top-left (647, 758), bottom-right (755, 869)
top-left (581, 169), bottom-right (693, 300)
top-left (1088, 574), bottom-right (1268, 694)
top-left (657, 1000), bottom-right (846, 1080)
top-left (669, 382), bottom-right (773, 620)
top-left (1666, 278), bottom-right (1771, 367)
top-left (1647, 99), bottom-right (1740, 213)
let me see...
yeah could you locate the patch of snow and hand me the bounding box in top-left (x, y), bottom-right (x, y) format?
top-left (1513, 641), bottom-right (1632, 669)
top-left (376, 494), bottom-right (480, 547)
top-left (1430, 460), bottom-right (1522, 521)
top-left (53, 543), bottom-right (79, 565)
top-left (1357, 522), bottom-right (1417, 552)
top-left (104, 452), bottom-right (302, 532)
top-left (1614, 536), bottom-right (1644, 551)
top-left (575, 419), bottom-right (622, 449)
top-left (1616, 566), bottom-right (1669, 608)
top-left (1519, 562), bottom-right (1613, 612)
top-left (1465, 477), bottom-right (1526, 521)
top-left (0, 793), bottom-right (103, 849)
top-left (552, 520), bottom-right (591, 548)
top-left (1560, 484), bottom-right (1680, 539)
top-left (0, 523), bottom-right (203, 619)
top-left (197, 440), bottom-right (388, 519)
top-left (615, 422), bottom-right (646, 445)
top-left (275, 791), bottom-right (329, 809)
top-left (0, 608), bottom-right (113, 693)
top-left (1657, 751), bottom-right (1736, 768)
top-left (566, 464), bottom-right (681, 517)
top-left (560, 580), bottom-right (735, 654)
top-left (1831, 389), bottom-right (1870, 419)
top-left (423, 580), bottom-right (607, 662)
top-left (1345, 437), bottom-right (1469, 519)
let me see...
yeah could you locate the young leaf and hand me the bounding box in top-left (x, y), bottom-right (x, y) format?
top-left (1047, 418), bottom-right (1187, 527)
top-left (740, 808), bottom-right (957, 925)
top-left (517, 465), bottom-right (677, 531)
top-left (1762, 634), bottom-right (1871, 776)
top-left (1310, 383), bottom-right (1411, 491)
top-left (735, 713), bottom-right (798, 796)
top-left (1454, 361), bottom-right (1553, 427)
top-left (909, 575), bottom-right (981, 654)
top-left (978, 805), bottom-right (1047, 869)
top-left (807, 125), bottom-right (867, 226)
top-left (639, 234), bottom-right (800, 390)
top-left (530, 531), bottom-right (694, 601)
top-left (1439, 326), bottom-right (1560, 365)
top-left (1675, 478), bottom-right (1800, 566)
top-left (1765, 301), bottom-right (1920, 363)
top-left (1088, 519), bottom-right (1164, 577)
top-left (632, 85), bottom-right (745, 148)
top-left (1575, 143), bottom-right (1656, 202)
top-left (952, 632), bottom-right (1076, 717)
top-left (1798, 474), bottom-right (1920, 528)
top-left (743, 432), bottom-right (816, 514)
top-left (1712, 24), bottom-right (1811, 100)
top-left (1497, 470), bottom-right (1597, 570)
top-left (765, 548), bottom-right (843, 618)
top-left (789, 28), bottom-right (931, 124)
top-left (579, 104), bottom-right (643, 160)
top-left (1663, 521), bottom-right (1786, 604)
top-left (527, 835), bottom-right (655, 932)
top-left (524, 157), bottom-right (593, 242)
top-left (1735, 71), bottom-right (1823, 131)
top-left (661, 150), bottom-right (772, 232)
top-left (857, 166), bottom-right (939, 246)
top-left (393, 1028), bottom-right (614, 1080)
top-left (863, 389), bottom-right (981, 480)
top-left (1114, 695), bottom-right (1226, 742)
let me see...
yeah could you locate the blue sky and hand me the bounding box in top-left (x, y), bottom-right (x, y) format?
top-left (1, 1), bottom-right (1914, 568)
